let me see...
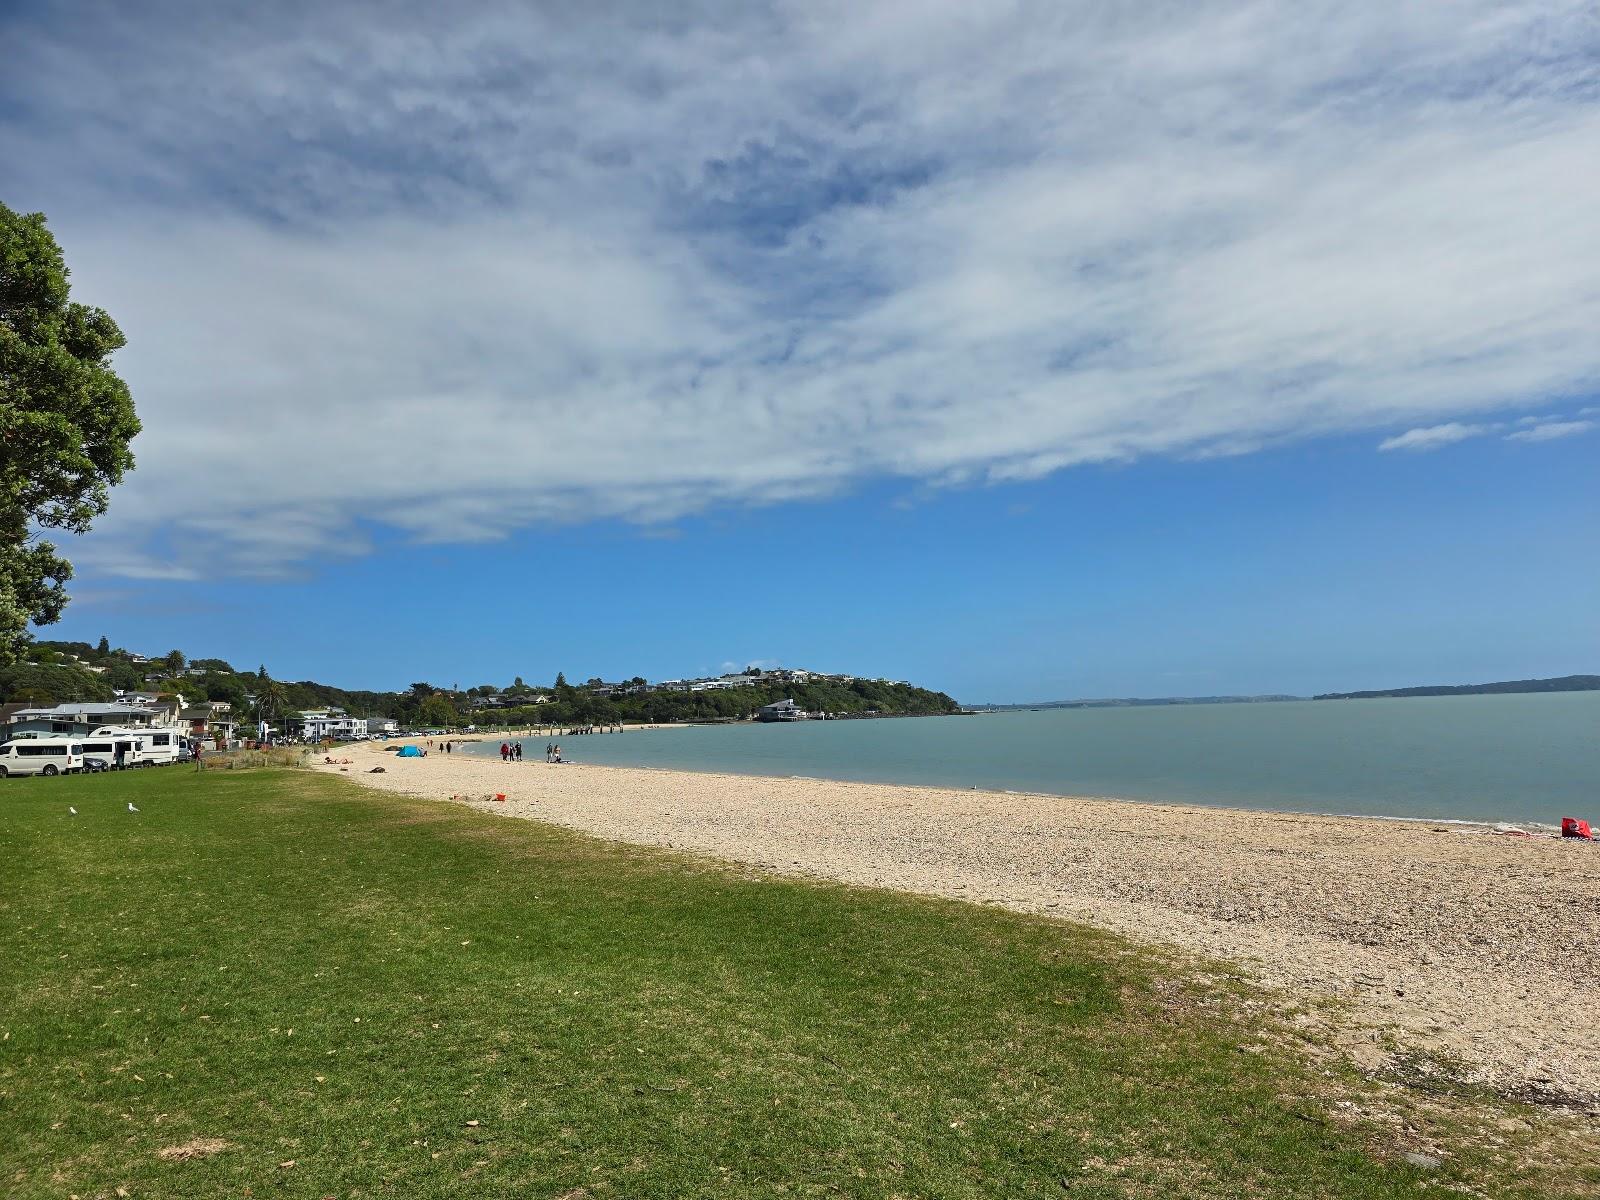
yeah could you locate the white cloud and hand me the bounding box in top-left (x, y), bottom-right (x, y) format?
top-left (1377, 423), bottom-right (1493, 452)
top-left (4, 1), bottom-right (1598, 576)
top-left (1505, 419), bottom-right (1595, 443)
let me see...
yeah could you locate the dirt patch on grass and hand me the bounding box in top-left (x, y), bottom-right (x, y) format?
top-left (155, 1137), bottom-right (229, 1161)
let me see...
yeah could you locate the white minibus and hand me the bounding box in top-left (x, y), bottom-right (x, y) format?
top-left (0, 738), bottom-right (86, 777)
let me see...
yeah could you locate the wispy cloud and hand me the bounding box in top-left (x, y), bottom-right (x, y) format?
top-left (1378, 423), bottom-right (1493, 453)
top-left (5, 1), bottom-right (1597, 577)
top-left (1505, 419), bottom-right (1595, 443)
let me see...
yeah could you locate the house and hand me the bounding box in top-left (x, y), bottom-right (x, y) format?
top-left (367, 717), bottom-right (399, 737)
top-left (296, 709), bottom-right (367, 741)
top-left (5, 702), bottom-right (161, 739)
top-left (181, 701), bottom-right (237, 741)
top-left (116, 692), bottom-right (187, 727)
top-left (755, 698), bottom-right (806, 722)
top-left (485, 693), bottom-right (546, 709)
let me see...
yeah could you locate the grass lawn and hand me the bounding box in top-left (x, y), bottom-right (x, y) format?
top-left (1, 768), bottom-right (1593, 1199)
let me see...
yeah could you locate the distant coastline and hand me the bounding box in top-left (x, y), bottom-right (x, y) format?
top-left (967, 673), bottom-right (1599, 709)
top-left (1312, 674), bottom-right (1600, 701)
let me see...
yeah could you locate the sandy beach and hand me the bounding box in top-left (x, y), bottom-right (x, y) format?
top-left (317, 741), bottom-right (1600, 1105)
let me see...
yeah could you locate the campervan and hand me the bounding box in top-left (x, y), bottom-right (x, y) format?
top-left (0, 738), bottom-right (86, 777)
top-left (88, 726), bottom-right (181, 767)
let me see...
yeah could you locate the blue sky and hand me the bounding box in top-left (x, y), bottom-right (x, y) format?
top-left (5, 1), bottom-right (1597, 700)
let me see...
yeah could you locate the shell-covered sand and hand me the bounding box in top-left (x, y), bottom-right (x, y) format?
top-left (317, 740), bottom-right (1600, 1105)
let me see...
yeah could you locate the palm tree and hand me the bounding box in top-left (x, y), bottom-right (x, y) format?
top-left (257, 677), bottom-right (290, 728)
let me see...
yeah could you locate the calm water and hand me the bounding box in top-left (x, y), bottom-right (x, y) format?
top-left (468, 693), bottom-right (1599, 824)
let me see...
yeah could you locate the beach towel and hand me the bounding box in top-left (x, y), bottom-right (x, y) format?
top-left (1560, 817), bottom-right (1593, 839)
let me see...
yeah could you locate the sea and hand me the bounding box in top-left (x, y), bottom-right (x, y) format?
top-left (464, 691), bottom-right (1599, 826)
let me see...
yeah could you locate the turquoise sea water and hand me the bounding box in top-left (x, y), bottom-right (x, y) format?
top-left (466, 692), bottom-right (1599, 824)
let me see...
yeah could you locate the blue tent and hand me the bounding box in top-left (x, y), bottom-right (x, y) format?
top-left (396, 745), bottom-right (423, 758)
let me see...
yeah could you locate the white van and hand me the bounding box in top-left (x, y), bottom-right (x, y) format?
top-left (0, 739), bottom-right (86, 777)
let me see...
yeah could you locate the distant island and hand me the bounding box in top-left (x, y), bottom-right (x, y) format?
top-left (1313, 674), bottom-right (1600, 701)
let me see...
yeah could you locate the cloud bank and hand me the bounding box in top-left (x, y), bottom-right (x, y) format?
top-left (4, 0), bottom-right (1597, 576)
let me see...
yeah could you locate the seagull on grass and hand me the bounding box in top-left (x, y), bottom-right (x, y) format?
top-left (69, 806), bottom-right (77, 815)
top-left (127, 802), bottom-right (139, 813)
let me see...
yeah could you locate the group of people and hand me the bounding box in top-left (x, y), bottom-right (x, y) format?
top-left (498, 740), bottom-right (566, 763)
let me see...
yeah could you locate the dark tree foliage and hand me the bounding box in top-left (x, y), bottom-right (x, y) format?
top-left (0, 660), bottom-right (116, 705)
top-left (1, 204), bottom-right (140, 665)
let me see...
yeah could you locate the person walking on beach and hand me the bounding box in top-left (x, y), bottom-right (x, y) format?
top-left (546, 741), bottom-right (554, 762)
top-left (514, 742), bottom-right (522, 761)
top-left (500, 741), bottom-right (509, 762)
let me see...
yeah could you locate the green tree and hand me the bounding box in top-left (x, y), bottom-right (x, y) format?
top-left (163, 649), bottom-right (186, 674)
top-left (417, 695), bottom-right (457, 728)
top-left (1, 204), bottom-right (140, 666)
top-left (96, 635), bottom-right (110, 656)
top-left (107, 661), bottom-right (142, 692)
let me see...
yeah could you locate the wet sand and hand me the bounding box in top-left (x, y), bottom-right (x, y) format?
top-left (318, 741), bottom-right (1600, 1104)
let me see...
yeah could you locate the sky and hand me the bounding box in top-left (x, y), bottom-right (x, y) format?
top-left (4, 0), bottom-right (1596, 701)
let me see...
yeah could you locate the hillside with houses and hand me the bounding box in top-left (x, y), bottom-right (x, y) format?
top-left (0, 640), bottom-right (958, 742)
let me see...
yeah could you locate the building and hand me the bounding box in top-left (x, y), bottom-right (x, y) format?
top-left (755, 698), bottom-right (806, 722)
top-left (483, 693), bottom-right (547, 709)
top-left (181, 701), bottom-right (237, 741)
top-left (115, 692), bottom-right (187, 726)
top-left (4, 702), bottom-right (161, 739)
top-left (295, 709), bottom-right (367, 740)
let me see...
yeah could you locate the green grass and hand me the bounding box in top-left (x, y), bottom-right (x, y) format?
top-left (1, 769), bottom-right (1593, 1199)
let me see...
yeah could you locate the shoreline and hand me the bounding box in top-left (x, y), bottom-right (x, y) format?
top-left (319, 740), bottom-right (1600, 1106)
top-left (447, 739), bottom-right (1563, 832)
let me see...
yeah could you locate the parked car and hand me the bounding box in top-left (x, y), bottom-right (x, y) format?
top-left (82, 756), bottom-right (112, 773)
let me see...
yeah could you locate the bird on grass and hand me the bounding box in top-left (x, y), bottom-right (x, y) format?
top-left (127, 802), bottom-right (139, 813)
top-left (69, 806), bottom-right (77, 815)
